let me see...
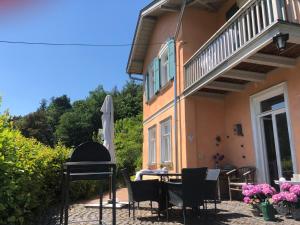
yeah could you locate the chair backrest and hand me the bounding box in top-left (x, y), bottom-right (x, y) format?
top-left (69, 142), bottom-right (111, 173)
top-left (182, 167), bottom-right (208, 207)
top-left (237, 166), bottom-right (256, 183)
top-left (121, 169), bottom-right (134, 202)
top-left (204, 169), bottom-right (221, 200)
top-left (206, 169), bottom-right (221, 181)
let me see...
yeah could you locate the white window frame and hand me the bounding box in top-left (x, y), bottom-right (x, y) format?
top-left (159, 43), bottom-right (169, 88)
top-left (148, 126), bottom-right (157, 165)
top-left (250, 82), bottom-right (297, 183)
top-left (148, 65), bottom-right (155, 98)
top-left (160, 117), bottom-right (172, 164)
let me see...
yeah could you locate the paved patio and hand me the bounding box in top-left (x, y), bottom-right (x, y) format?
top-left (41, 188), bottom-right (300, 225)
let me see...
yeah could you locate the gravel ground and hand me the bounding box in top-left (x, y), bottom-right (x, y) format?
top-left (40, 201), bottom-right (300, 225)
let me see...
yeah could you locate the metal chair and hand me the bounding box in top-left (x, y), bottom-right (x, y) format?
top-left (166, 167), bottom-right (208, 225)
top-left (226, 166), bottom-right (256, 201)
top-left (121, 169), bottom-right (160, 219)
top-left (60, 142), bottom-right (116, 225)
top-left (203, 169), bottom-right (221, 213)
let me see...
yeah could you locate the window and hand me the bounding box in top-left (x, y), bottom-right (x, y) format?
top-left (148, 126), bottom-right (156, 164)
top-left (145, 38), bottom-right (175, 102)
top-left (160, 118), bottom-right (172, 163)
top-left (160, 46), bottom-right (169, 87)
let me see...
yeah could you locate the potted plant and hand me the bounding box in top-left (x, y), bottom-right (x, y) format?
top-left (272, 182), bottom-right (293, 216)
top-left (288, 185), bottom-right (300, 220)
top-left (242, 184), bottom-right (276, 217)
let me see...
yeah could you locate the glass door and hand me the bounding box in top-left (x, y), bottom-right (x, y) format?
top-left (259, 94), bottom-right (294, 183)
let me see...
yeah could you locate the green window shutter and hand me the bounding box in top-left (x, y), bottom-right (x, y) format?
top-left (167, 39), bottom-right (176, 80)
top-left (145, 73), bottom-right (149, 101)
top-left (153, 57), bottom-right (160, 94)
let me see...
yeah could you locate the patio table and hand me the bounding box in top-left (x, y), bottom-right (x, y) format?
top-left (274, 180), bottom-right (300, 191)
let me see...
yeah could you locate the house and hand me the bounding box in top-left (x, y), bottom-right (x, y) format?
top-left (127, 0), bottom-right (300, 184)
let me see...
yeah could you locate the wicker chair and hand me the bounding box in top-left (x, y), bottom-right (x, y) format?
top-left (121, 169), bottom-right (160, 219)
top-left (226, 166), bottom-right (256, 201)
top-left (166, 167), bottom-right (207, 224)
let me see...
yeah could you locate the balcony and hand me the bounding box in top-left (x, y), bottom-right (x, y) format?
top-left (184, 0), bottom-right (300, 97)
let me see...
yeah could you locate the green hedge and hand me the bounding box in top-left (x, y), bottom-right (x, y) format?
top-left (0, 113), bottom-right (70, 224)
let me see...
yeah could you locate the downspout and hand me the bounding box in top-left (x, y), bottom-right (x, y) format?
top-left (173, 0), bottom-right (187, 173)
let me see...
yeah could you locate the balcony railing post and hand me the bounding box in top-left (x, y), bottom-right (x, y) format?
top-left (272, 0), bottom-right (282, 21)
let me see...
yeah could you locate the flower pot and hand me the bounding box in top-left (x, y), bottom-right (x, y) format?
top-left (274, 204), bottom-right (290, 216)
top-left (260, 202), bottom-right (275, 221)
top-left (292, 208), bottom-right (300, 221)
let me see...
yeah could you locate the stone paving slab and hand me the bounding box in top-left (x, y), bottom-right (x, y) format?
top-left (41, 201), bottom-right (300, 225)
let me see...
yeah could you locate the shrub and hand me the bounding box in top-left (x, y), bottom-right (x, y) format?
top-left (0, 113), bottom-right (70, 225)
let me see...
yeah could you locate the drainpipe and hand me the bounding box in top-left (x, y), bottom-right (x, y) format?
top-left (173, 0), bottom-right (187, 173)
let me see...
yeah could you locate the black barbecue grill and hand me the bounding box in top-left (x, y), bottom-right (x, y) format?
top-left (60, 142), bottom-right (116, 225)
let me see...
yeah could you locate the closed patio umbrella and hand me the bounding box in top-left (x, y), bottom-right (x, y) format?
top-left (100, 95), bottom-right (115, 162)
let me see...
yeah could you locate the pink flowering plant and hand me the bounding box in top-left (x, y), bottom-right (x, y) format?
top-left (242, 184), bottom-right (276, 206)
top-left (272, 183), bottom-right (300, 209)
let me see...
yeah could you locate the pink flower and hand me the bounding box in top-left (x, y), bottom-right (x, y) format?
top-left (290, 185), bottom-right (300, 196)
top-left (285, 192), bottom-right (298, 203)
top-left (243, 197), bottom-right (251, 204)
top-left (272, 192), bottom-right (286, 204)
top-left (280, 182), bottom-right (292, 191)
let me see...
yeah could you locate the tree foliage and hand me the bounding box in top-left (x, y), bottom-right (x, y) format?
top-left (115, 114), bottom-right (143, 174)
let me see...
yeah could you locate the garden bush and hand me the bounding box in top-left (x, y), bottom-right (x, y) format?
top-left (0, 113), bottom-right (70, 224)
top-left (0, 113), bottom-right (100, 225)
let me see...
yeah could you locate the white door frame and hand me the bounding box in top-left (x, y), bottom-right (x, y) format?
top-left (250, 82), bottom-right (297, 183)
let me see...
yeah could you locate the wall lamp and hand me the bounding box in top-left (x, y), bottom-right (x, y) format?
top-left (273, 33), bottom-right (289, 52)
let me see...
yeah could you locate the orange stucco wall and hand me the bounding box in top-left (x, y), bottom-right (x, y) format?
top-left (141, 1), bottom-right (244, 171)
top-left (223, 63), bottom-right (300, 172)
top-left (184, 61), bottom-right (300, 175)
top-left (141, 0), bottom-right (300, 178)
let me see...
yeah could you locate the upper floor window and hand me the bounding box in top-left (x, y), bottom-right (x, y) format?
top-left (145, 38), bottom-right (176, 102)
top-left (159, 45), bottom-right (169, 87)
top-left (148, 126), bottom-right (156, 165)
top-left (160, 118), bottom-right (172, 163)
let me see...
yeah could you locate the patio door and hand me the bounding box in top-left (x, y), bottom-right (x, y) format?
top-left (250, 83), bottom-right (297, 183)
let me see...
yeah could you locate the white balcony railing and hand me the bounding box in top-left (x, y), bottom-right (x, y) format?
top-left (184, 0), bottom-right (300, 89)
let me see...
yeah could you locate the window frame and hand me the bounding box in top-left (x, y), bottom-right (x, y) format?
top-left (159, 43), bottom-right (169, 88)
top-left (160, 117), bottom-right (172, 164)
top-left (148, 125), bottom-right (157, 165)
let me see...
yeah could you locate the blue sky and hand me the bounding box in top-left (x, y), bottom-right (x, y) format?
top-left (0, 0), bottom-right (150, 116)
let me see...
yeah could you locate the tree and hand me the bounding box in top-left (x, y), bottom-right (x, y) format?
top-left (55, 100), bottom-right (94, 147)
top-left (47, 95), bottom-right (72, 130)
top-left (112, 81), bottom-right (143, 120)
top-left (15, 109), bottom-right (54, 146)
top-left (114, 114), bottom-right (143, 174)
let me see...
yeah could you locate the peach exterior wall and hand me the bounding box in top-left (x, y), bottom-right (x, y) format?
top-left (223, 62), bottom-right (300, 172)
top-left (185, 61), bottom-right (300, 173)
top-left (141, 2), bottom-right (246, 171)
top-left (142, 7), bottom-right (224, 171)
top-left (141, 0), bottom-right (300, 174)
